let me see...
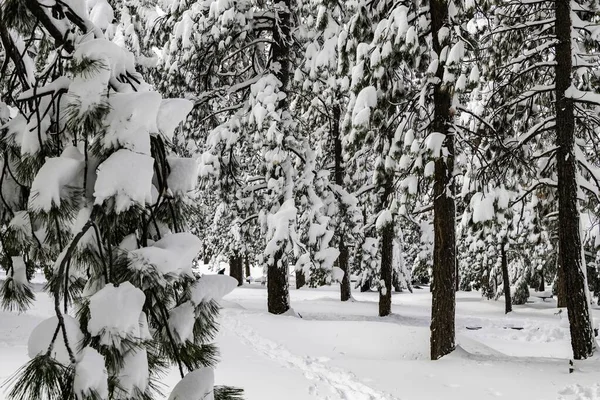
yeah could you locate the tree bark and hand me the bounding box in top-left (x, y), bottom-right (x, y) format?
top-left (268, 248), bottom-right (290, 314)
top-left (501, 237), bottom-right (512, 314)
top-left (266, 0), bottom-right (292, 315)
top-left (333, 104), bottom-right (351, 302)
top-left (379, 222), bottom-right (393, 317)
top-left (229, 252), bottom-right (244, 286)
top-left (429, 0), bottom-right (456, 360)
top-left (555, 0), bottom-right (595, 359)
top-left (244, 254), bottom-right (251, 280)
top-left (295, 269), bottom-right (306, 289)
top-left (339, 239), bottom-right (351, 301)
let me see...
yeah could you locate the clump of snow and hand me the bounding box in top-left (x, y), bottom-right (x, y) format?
top-left (28, 151), bottom-right (83, 212)
top-left (129, 232), bottom-right (201, 277)
top-left (74, 347), bottom-right (109, 400)
top-left (352, 86), bottom-right (377, 127)
top-left (167, 157), bottom-right (200, 195)
top-left (190, 275), bottom-right (238, 305)
top-left (331, 266), bottom-right (345, 282)
top-left (376, 210), bottom-right (393, 230)
top-left (94, 149), bottom-right (154, 212)
top-left (168, 368), bottom-right (214, 400)
top-left (88, 282), bottom-right (146, 345)
top-left (157, 99), bottom-right (193, 141)
top-left (117, 349), bottom-right (149, 396)
top-left (28, 315), bottom-right (84, 365)
top-left (168, 301), bottom-right (196, 344)
top-left (102, 92), bottom-right (161, 154)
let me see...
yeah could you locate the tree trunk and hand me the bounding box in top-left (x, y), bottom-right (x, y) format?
top-left (265, 0), bottom-right (292, 316)
top-left (244, 254), bottom-right (251, 280)
top-left (268, 248), bottom-right (290, 314)
top-left (360, 277), bottom-right (371, 292)
top-left (339, 239), bottom-right (351, 301)
top-left (555, 0), bottom-right (595, 359)
top-left (501, 237), bottom-right (512, 314)
top-left (229, 253), bottom-right (243, 286)
top-left (538, 267), bottom-right (545, 292)
top-left (295, 269), bottom-right (306, 289)
top-left (429, 0), bottom-right (456, 360)
top-left (379, 222), bottom-right (393, 317)
top-left (455, 256), bottom-right (459, 292)
top-left (333, 104), bottom-right (351, 302)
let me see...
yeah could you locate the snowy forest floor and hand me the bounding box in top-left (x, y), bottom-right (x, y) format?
top-left (2, 274), bottom-right (600, 400)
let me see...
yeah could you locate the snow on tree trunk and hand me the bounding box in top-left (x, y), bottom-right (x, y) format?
top-left (555, 0), bottom-right (595, 360)
top-left (429, 0), bottom-right (457, 360)
top-left (379, 220), bottom-right (393, 317)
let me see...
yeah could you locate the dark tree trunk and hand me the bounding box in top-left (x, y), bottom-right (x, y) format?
top-left (393, 271), bottom-right (402, 293)
top-left (268, 248), bottom-right (290, 314)
top-left (538, 267), bottom-right (545, 292)
top-left (360, 278), bottom-right (371, 292)
top-left (501, 237), bottom-right (512, 314)
top-left (229, 253), bottom-right (244, 286)
top-left (555, 0), bottom-right (595, 359)
top-left (379, 222), bottom-right (393, 317)
top-left (265, 0), bottom-right (292, 316)
top-left (244, 254), bottom-right (251, 279)
top-left (333, 104), bottom-right (351, 302)
top-left (429, 0), bottom-right (456, 360)
top-left (455, 256), bottom-right (459, 292)
top-left (556, 250), bottom-right (567, 308)
top-left (295, 269), bottom-right (306, 289)
top-left (339, 239), bottom-right (351, 301)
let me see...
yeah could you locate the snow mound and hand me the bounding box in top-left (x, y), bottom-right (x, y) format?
top-left (28, 315), bottom-right (84, 365)
top-left (190, 275), bottom-right (238, 305)
top-left (559, 384), bottom-right (600, 400)
top-left (168, 367), bottom-right (214, 400)
top-left (74, 347), bottom-right (109, 400)
top-left (88, 282), bottom-right (146, 345)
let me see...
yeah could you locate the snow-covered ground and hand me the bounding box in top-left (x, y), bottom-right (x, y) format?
top-left (2, 275), bottom-right (600, 400)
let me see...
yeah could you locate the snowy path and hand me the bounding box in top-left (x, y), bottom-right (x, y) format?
top-left (221, 310), bottom-right (400, 400)
top-left (4, 280), bottom-right (600, 400)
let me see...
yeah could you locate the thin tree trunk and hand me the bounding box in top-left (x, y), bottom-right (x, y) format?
top-left (555, 0), bottom-right (595, 359)
top-left (244, 254), bottom-right (251, 280)
top-left (360, 277), bottom-right (371, 292)
top-left (379, 222), bottom-right (393, 317)
top-left (295, 269), bottom-right (306, 289)
top-left (501, 237), bottom-right (512, 314)
top-left (268, 248), bottom-right (290, 314)
top-left (538, 267), bottom-right (545, 292)
top-left (339, 239), bottom-right (351, 301)
top-left (229, 252), bottom-right (243, 286)
top-left (429, 0), bottom-right (456, 360)
top-left (266, 0), bottom-right (291, 316)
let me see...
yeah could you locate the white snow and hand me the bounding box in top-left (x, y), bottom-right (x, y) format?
top-left (6, 274), bottom-right (600, 400)
top-left (157, 99), bottom-right (194, 141)
top-left (27, 314), bottom-right (84, 365)
top-left (168, 301), bottom-right (196, 344)
top-left (168, 368), bottom-right (214, 400)
top-left (352, 86), bottom-right (377, 127)
top-left (166, 157), bottom-right (200, 195)
top-left (117, 348), bottom-right (149, 396)
top-left (28, 152), bottom-right (83, 212)
top-left (190, 275), bottom-right (238, 305)
top-left (87, 282), bottom-right (146, 346)
top-left (94, 149), bottom-right (154, 212)
top-left (73, 347), bottom-right (109, 400)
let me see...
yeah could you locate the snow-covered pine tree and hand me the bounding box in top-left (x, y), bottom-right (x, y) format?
top-left (0, 1), bottom-right (242, 398)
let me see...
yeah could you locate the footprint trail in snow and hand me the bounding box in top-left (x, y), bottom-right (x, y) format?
top-left (221, 311), bottom-right (400, 400)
